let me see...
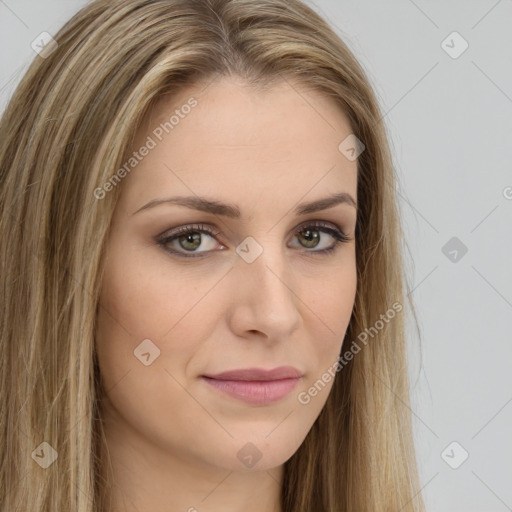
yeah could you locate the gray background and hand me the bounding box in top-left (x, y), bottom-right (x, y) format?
top-left (1, 1), bottom-right (511, 510)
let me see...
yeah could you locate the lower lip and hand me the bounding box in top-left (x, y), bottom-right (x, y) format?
top-left (201, 377), bottom-right (301, 405)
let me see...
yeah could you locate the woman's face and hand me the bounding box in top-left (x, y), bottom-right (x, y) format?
top-left (96, 75), bottom-right (358, 474)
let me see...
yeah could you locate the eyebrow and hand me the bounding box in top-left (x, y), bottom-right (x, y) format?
top-left (132, 192), bottom-right (357, 217)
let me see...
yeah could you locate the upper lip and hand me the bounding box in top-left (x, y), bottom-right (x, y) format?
top-left (202, 366), bottom-right (303, 381)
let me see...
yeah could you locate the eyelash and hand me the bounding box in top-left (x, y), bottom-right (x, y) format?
top-left (156, 221), bottom-right (351, 259)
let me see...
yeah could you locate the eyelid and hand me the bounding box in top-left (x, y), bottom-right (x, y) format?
top-left (157, 222), bottom-right (221, 241)
top-left (157, 220), bottom-right (348, 240)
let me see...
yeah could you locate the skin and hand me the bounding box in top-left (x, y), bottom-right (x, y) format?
top-left (95, 74), bottom-right (358, 512)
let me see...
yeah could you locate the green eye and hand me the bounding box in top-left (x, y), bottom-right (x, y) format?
top-left (157, 221), bottom-right (350, 258)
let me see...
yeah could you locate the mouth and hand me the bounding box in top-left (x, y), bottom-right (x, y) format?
top-left (201, 366), bottom-right (303, 405)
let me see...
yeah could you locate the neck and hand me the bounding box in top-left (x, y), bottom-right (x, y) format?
top-left (97, 408), bottom-right (284, 512)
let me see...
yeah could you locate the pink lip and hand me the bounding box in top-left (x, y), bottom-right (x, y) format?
top-left (201, 366), bottom-right (303, 405)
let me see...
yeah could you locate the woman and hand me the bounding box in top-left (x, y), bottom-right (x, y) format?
top-left (0, 0), bottom-right (424, 510)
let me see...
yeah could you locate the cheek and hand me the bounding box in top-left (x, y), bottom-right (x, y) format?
top-left (308, 259), bottom-right (357, 337)
top-left (94, 249), bottom-right (223, 453)
top-left (300, 261), bottom-right (356, 396)
top-left (94, 243), bottom-right (226, 391)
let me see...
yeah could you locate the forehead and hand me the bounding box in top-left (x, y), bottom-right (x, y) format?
top-left (141, 75), bottom-right (354, 148)
top-left (120, 75), bottom-right (358, 212)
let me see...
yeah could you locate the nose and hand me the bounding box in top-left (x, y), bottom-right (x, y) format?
top-left (227, 244), bottom-right (302, 342)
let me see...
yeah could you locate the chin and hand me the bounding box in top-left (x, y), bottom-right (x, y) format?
top-left (203, 428), bottom-right (306, 472)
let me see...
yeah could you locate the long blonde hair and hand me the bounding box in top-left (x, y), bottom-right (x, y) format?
top-left (0, 0), bottom-right (424, 510)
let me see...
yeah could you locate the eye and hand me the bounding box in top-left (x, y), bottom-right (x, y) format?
top-left (157, 223), bottom-right (223, 258)
top-left (156, 221), bottom-right (351, 258)
top-left (289, 221), bottom-right (351, 254)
